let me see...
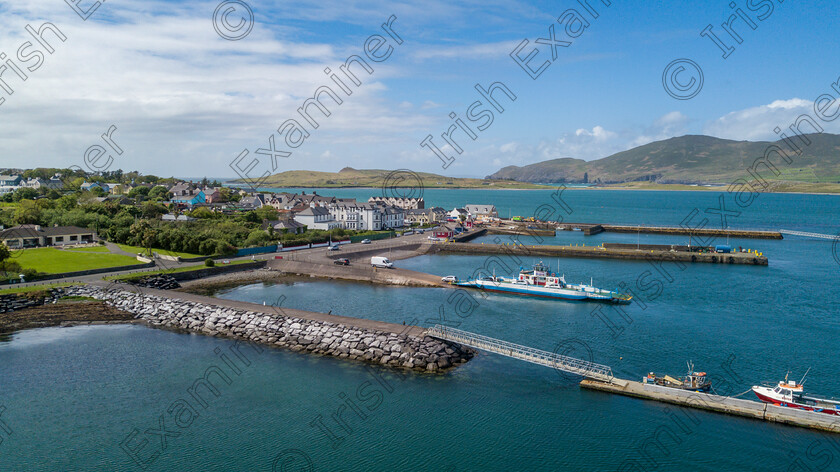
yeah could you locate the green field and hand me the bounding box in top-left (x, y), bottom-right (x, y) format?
top-left (0, 283), bottom-right (76, 295)
top-left (63, 245), bottom-right (110, 252)
top-left (11, 248), bottom-right (142, 274)
top-left (116, 244), bottom-right (203, 258)
top-left (233, 168), bottom-right (552, 189)
top-left (104, 260), bottom-right (254, 281)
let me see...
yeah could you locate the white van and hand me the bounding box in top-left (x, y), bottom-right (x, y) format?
top-left (370, 256), bottom-right (393, 268)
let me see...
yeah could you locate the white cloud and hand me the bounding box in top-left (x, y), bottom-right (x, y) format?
top-left (703, 98), bottom-right (837, 141)
top-left (574, 126), bottom-right (616, 141)
top-left (413, 41), bottom-right (521, 61)
top-left (0, 0), bottom-right (437, 176)
top-left (499, 141), bottom-right (518, 153)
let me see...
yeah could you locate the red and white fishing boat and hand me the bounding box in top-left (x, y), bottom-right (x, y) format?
top-left (752, 371), bottom-right (840, 416)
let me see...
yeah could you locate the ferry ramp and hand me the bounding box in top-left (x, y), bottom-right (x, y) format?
top-left (426, 325), bottom-right (625, 386)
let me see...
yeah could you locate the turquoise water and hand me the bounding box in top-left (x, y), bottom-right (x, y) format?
top-left (260, 187), bottom-right (838, 232)
top-left (2, 190), bottom-right (840, 471)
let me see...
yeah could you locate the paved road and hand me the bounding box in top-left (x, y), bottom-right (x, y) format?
top-left (5, 228), bottom-right (447, 290)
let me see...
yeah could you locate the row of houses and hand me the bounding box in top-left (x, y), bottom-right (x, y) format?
top-left (0, 174), bottom-right (64, 194)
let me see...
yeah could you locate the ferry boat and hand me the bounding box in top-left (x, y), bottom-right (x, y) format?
top-left (454, 261), bottom-right (631, 304)
top-left (644, 363), bottom-right (711, 392)
top-left (752, 372), bottom-right (840, 416)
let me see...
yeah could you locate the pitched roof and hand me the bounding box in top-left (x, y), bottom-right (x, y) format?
top-left (465, 204), bottom-right (497, 214)
top-left (0, 224), bottom-right (95, 239)
top-left (296, 206), bottom-right (330, 216)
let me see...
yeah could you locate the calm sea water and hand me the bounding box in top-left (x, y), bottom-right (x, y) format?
top-left (2, 189), bottom-right (839, 471)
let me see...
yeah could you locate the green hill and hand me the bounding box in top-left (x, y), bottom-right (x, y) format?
top-left (233, 167), bottom-right (550, 189)
top-left (488, 134), bottom-right (840, 185)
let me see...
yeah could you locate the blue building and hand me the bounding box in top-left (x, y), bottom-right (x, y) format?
top-left (171, 190), bottom-right (206, 206)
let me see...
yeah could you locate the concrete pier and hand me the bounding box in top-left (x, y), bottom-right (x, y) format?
top-left (581, 379), bottom-right (840, 434)
top-left (267, 260), bottom-right (448, 287)
top-left (556, 223), bottom-right (783, 239)
top-left (435, 242), bottom-right (769, 265)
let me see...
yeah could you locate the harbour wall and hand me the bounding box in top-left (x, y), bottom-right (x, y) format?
top-left (267, 260), bottom-right (446, 287)
top-left (68, 284), bottom-right (473, 372)
top-left (581, 379), bottom-right (840, 434)
top-left (435, 242), bottom-right (769, 265)
top-left (555, 223), bottom-right (783, 239)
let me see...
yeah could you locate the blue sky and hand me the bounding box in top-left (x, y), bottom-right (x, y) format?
top-left (1, 0), bottom-right (839, 178)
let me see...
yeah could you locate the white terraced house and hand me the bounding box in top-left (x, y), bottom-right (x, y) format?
top-left (329, 203), bottom-right (383, 231)
top-left (465, 204), bottom-right (498, 221)
top-left (294, 206), bottom-right (341, 230)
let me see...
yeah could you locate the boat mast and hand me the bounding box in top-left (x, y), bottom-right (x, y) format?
top-left (799, 367), bottom-right (811, 385)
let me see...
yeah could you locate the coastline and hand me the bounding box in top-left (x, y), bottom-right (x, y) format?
top-left (225, 182), bottom-right (840, 195)
top-left (0, 300), bottom-right (135, 334)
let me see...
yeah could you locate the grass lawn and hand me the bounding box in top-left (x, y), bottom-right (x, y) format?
top-left (11, 247), bottom-right (142, 274)
top-left (0, 283), bottom-right (76, 295)
top-left (63, 245), bottom-right (110, 252)
top-left (104, 260), bottom-right (254, 281)
top-left (116, 244), bottom-right (204, 258)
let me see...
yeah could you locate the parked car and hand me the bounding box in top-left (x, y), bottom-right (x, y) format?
top-left (417, 229), bottom-right (425, 234)
top-left (333, 258), bottom-right (350, 265)
top-left (371, 256), bottom-right (393, 268)
top-left (329, 244), bottom-right (340, 251)
top-left (441, 275), bottom-right (457, 283)
top-left (361, 239), bottom-right (372, 244)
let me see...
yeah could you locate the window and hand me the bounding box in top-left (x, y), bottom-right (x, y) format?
top-left (70, 235), bottom-right (78, 241)
top-left (55, 236), bottom-right (64, 242)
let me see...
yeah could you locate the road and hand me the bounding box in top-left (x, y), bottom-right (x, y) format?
top-left (5, 228), bottom-right (445, 289)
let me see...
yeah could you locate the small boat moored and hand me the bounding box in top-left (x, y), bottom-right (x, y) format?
top-left (752, 371), bottom-right (840, 416)
top-left (643, 362), bottom-right (712, 392)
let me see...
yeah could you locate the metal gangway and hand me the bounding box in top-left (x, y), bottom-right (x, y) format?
top-left (426, 325), bottom-right (624, 385)
top-left (779, 229), bottom-right (838, 240)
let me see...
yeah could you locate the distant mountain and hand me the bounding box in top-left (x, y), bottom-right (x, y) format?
top-left (487, 134), bottom-right (840, 184)
top-left (232, 167), bottom-right (549, 189)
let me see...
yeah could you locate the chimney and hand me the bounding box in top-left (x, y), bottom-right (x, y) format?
top-left (35, 225), bottom-right (41, 231)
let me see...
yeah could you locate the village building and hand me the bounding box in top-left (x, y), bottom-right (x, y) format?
top-left (368, 196), bottom-right (424, 209)
top-left (293, 206), bottom-right (340, 230)
top-left (465, 204), bottom-right (498, 220)
top-left (0, 225), bottom-right (97, 248)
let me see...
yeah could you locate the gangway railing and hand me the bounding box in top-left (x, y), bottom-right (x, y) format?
top-left (426, 325), bottom-right (620, 384)
top-left (779, 229), bottom-right (838, 240)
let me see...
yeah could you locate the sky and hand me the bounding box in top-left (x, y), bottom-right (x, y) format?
top-left (0, 0), bottom-right (839, 179)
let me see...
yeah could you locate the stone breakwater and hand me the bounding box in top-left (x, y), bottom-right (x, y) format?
top-left (68, 285), bottom-right (473, 372)
top-left (0, 288), bottom-right (64, 313)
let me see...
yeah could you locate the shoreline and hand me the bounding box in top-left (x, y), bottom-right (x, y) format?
top-left (0, 300), bottom-right (135, 334)
top-left (226, 183), bottom-right (840, 195)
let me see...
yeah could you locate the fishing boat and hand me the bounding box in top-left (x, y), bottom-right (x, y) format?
top-left (454, 261), bottom-right (631, 304)
top-left (643, 363), bottom-right (712, 392)
top-left (752, 371), bottom-right (840, 416)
